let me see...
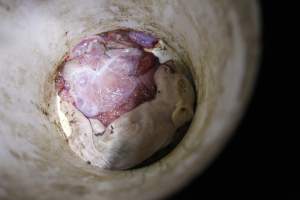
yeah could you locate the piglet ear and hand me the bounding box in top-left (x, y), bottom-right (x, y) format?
top-left (128, 31), bottom-right (159, 48)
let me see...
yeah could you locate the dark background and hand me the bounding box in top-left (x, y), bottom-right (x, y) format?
top-left (170, 1), bottom-right (298, 199)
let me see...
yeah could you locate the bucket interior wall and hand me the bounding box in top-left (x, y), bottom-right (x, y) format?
top-left (0, 1), bottom-right (260, 199)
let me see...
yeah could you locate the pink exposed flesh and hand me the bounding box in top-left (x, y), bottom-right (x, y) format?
top-left (57, 30), bottom-right (159, 126)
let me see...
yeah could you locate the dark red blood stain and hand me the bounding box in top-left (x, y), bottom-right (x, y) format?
top-left (57, 29), bottom-right (160, 126)
top-left (55, 74), bottom-right (65, 93)
top-left (136, 52), bottom-right (159, 75)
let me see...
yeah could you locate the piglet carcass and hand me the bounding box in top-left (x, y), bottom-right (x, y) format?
top-left (56, 29), bottom-right (195, 169)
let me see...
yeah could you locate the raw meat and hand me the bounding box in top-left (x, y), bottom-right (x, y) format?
top-left (57, 30), bottom-right (159, 126)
